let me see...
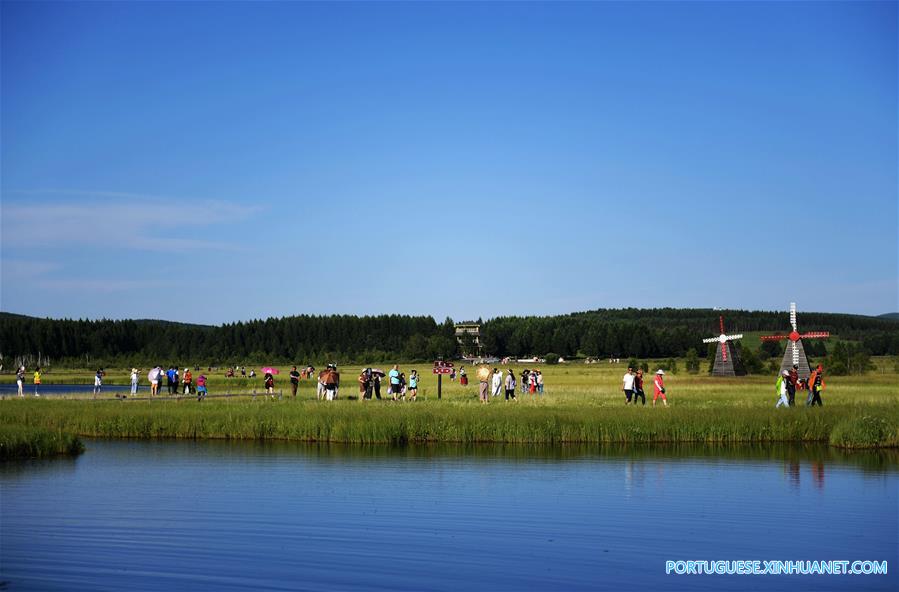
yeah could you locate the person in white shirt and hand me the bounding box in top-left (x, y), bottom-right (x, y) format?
top-left (130, 368), bottom-right (139, 396)
top-left (622, 367), bottom-right (635, 404)
top-left (491, 368), bottom-right (503, 397)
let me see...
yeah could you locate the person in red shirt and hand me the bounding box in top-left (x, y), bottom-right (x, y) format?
top-left (652, 369), bottom-right (668, 407)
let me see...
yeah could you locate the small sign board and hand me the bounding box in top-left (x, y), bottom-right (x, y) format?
top-left (432, 367), bottom-right (452, 375)
top-left (433, 361), bottom-right (454, 368)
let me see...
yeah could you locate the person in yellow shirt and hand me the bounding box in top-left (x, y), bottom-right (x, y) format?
top-left (33, 367), bottom-right (42, 397)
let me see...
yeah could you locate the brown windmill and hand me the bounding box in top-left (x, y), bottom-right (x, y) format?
top-left (701, 316), bottom-right (745, 376)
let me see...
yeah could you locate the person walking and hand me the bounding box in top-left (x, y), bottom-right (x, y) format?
top-left (33, 367), bottom-right (42, 397)
top-left (373, 371), bottom-right (382, 400)
top-left (389, 364), bottom-right (401, 401)
top-left (652, 369), bottom-right (667, 407)
top-left (16, 366), bottom-right (25, 397)
top-left (477, 366), bottom-right (490, 404)
top-left (808, 364), bottom-right (825, 407)
top-left (398, 372), bottom-right (408, 401)
top-left (149, 366), bottom-right (160, 397)
top-left (130, 368), bottom-right (139, 396)
top-left (93, 368), bottom-right (104, 398)
top-left (317, 367), bottom-right (327, 400)
top-left (408, 370), bottom-right (419, 401)
top-left (196, 374), bottom-right (207, 402)
top-left (536, 371), bottom-right (544, 395)
top-left (358, 368), bottom-right (370, 401)
top-left (521, 369), bottom-right (529, 394)
top-left (183, 368), bottom-right (193, 395)
top-left (528, 370), bottom-right (537, 395)
top-left (622, 366), bottom-right (635, 405)
top-left (633, 369), bottom-right (646, 406)
top-left (264, 372), bottom-right (275, 398)
top-left (775, 371), bottom-right (790, 408)
top-left (459, 366), bottom-right (468, 386)
top-left (491, 368), bottom-right (503, 397)
top-left (504, 369), bottom-right (517, 401)
top-left (787, 364), bottom-right (799, 407)
top-left (289, 366), bottom-right (301, 398)
top-left (323, 363), bottom-right (340, 401)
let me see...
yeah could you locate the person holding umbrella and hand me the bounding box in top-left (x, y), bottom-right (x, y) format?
top-left (477, 366), bottom-right (490, 404)
top-left (148, 366), bottom-right (162, 397)
top-left (262, 367), bottom-right (279, 398)
top-left (368, 369), bottom-right (384, 400)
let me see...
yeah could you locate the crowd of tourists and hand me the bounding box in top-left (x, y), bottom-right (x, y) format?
top-left (10, 360), bottom-right (827, 409)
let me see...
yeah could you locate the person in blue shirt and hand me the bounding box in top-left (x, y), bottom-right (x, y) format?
top-left (388, 365), bottom-right (401, 401)
top-left (166, 367), bottom-right (176, 395)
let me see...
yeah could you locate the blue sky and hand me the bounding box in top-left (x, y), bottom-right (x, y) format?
top-left (1, 1), bottom-right (896, 324)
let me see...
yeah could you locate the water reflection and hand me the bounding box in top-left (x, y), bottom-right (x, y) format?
top-left (1, 440), bottom-right (895, 592)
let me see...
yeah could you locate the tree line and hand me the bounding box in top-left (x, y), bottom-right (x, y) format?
top-left (0, 308), bottom-right (896, 368)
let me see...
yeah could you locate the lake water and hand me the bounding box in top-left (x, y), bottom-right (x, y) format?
top-left (1, 441), bottom-right (896, 591)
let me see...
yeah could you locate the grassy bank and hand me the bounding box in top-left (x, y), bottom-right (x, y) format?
top-left (1, 397), bottom-right (896, 449)
top-left (3, 365), bottom-right (897, 449)
top-left (0, 423), bottom-right (85, 459)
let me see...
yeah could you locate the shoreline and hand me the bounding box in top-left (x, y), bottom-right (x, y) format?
top-left (2, 399), bottom-right (896, 451)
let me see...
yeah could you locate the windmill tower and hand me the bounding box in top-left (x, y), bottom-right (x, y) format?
top-left (702, 316), bottom-right (745, 376)
top-left (760, 302), bottom-right (829, 379)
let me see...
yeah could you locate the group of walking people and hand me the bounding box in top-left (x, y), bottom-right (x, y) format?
top-left (141, 366), bottom-right (207, 401)
top-left (622, 367), bottom-right (668, 406)
top-left (356, 365), bottom-right (420, 402)
top-left (14, 366), bottom-right (41, 397)
top-left (775, 364), bottom-right (825, 408)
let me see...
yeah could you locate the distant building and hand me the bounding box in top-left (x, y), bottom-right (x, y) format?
top-left (454, 322), bottom-right (481, 356)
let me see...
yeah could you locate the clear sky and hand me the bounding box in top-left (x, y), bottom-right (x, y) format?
top-left (1, 1), bottom-right (896, 324)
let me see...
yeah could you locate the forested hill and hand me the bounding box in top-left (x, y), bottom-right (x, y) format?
top-left (0, 308), bottom-right (896, 365)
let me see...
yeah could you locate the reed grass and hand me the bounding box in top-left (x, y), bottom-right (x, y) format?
top-left (1, 395), bottom-right (896, 449)
top-left (0, 423), bottom-right (85, 459)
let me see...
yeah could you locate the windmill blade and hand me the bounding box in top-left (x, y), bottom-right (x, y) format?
top-left (724, 334), bottom-right (743, 341)
top-left (719, 316), bottom-right (725, 335)
top-left (721, 342), bottom-right (728, 362)
top-left (799, 331), bottom-right (830, 339)
top-left (790, 302), bottom-right (797, 331)
top-left (702, 337), bottom-right (718, 343)
top-left (792, 341), bottom-right (799, 365)
top-left (760, 335), bottom-right (789, 342)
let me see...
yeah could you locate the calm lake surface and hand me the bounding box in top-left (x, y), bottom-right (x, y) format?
top-left (1, 441), bottom-right (896, 591)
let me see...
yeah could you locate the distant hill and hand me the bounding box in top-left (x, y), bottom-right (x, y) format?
top-left (877, 313), bottom-right (899, 321)
top-left (0, 312), bottom-right (212, 330)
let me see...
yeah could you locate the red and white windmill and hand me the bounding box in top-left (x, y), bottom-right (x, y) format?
top-left (702, 316), bottom-right (745, 376)
top-left (760, 302), bottom-right (829, 378)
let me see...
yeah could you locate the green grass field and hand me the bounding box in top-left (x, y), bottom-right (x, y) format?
top-left (2, 360), bottom-right (897, 449)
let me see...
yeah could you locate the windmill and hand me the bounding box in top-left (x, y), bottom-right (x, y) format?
top-left (702, 316), bottom-right (745, 376)
top-left (760, 302), bottom-right (829, 379)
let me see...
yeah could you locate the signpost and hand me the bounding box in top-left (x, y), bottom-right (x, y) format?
top-left (433, 360), bottom-right (454, 399)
